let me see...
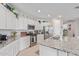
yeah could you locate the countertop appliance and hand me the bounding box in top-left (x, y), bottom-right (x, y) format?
top-left (0, 35), bottom-right (7, 41)
top-left (1, 35), bottom-right (7, 41)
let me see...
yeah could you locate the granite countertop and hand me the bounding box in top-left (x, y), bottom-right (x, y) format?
top-left (38, 37), bottom-right (79, 55)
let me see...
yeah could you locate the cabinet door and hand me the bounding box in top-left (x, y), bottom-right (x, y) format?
top-left (28, 19), bottom-right (34, 25)
top-left (6, 10), bottom-right (16, 29)
top-left (0, 4), bottom-right (17, 29)
top-left (0, 4), bottom-right (6, 29)
top-left (23, 18), bottom-right (28, 30)
top-left (12, 40), bottom-right (20, 56)
top-left (0, 40), bottom-right (20, 56)
top-left (68, 53), bottom-right (77, 56)
top-left (10, 13), bottom-right (17, 29)
top-left (39, 45), bottom-right (57, 56)
top-left (25, 36), bottom-right (30, 48)
top-left (0, 44), bottom-right (13, 56)
top-left (58, 50), bottom-right (67, 56)
top-left (6, 10), bottom-right (11, 29)
top-left (17, 16), bottom-right (24, 29)
top-left (19, 38), bottom-right (26, 50)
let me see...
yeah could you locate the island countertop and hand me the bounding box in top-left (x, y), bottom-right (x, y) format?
top-left (38, 37), bottom-right (79, 55)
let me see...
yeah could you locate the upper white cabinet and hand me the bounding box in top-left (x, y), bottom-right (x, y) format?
top-left (17, 16), bottom-right (38, 30)
top-left (0, 4), bottom-right (7, 29)
top-left (6, 9), bottom-right (17, 29)
top-left (23, 17), bottom-right (28, 29)
top-left (0, 4), bottom-right (17, 29)
top-left (27, 19), bottom-right (34, 25)
top-left (0, 4), bottom-right (38, 30)
top-left (17, 16), bottom-right (26, 30)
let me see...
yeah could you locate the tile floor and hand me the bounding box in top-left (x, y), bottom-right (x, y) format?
top-left (17, 45), bottom-right (39, 56)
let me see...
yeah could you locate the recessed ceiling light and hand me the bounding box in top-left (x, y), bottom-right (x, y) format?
top-left (37, 10), bottom-right (40, 13)
top-left (58, 15), bottom-right (62, 18)
top-left (48, 14), bottom-right (51, 17)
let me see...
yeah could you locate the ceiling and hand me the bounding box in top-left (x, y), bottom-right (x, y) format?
top-left (11, 3), bottom-right (79, 22)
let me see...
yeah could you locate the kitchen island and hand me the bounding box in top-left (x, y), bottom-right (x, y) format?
top-left (38, 37), bottom-right (79, 56)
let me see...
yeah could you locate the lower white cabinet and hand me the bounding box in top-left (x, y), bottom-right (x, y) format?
top-left (0, 37), bottom-right (30, 56)
top-left (39, 45), bottom-right (57, 56)
top-left (0, 39), bottom-right (20, 56)
top-left (37, 34), bottom-right (44, 43)
top-left (19, 36), bottom-right (30, 51)
top-left (68, 53), bottom-right (77, 56)
top-left (58, 50), bottom-right (67, 56)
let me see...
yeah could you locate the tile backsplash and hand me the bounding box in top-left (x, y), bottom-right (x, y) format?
top-left (0, 31), bottom-right (11, 36)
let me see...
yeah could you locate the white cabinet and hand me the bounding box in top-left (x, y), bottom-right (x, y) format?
top-left (58, 50), bottom-right (67, 56)
top-left (39, 45), bottom-right (57, 56)
top-left (6, 8), bottom-right (17, 29)
top-left (0, 4), bottom-right (38, 30)
top-left (27, 19), bottom-right (34, 25)
top-left (12, 39), bottom-right (20, 56)
top-left (25, 36), bottom-right (30, 48)
top-left (27, 19), bottom-right (37, 26)
top-left (17, 16), bottom-right (36, 30)
top-left (37, 34), bottom-right (44, 43)
top-left (68, 53), bottom-right (77, 56)
top-left (17, 16), bottom-right (27, 30)
top-left (23, 18), bottom-right (28, 30)
top-left (0, 40), bottom-right (20, 56)
top-left (35, 24), bottom-right (43, 30)
top-left (0, 4), bottom-right (17, 29)
top-left (18, 16), bottom-right (24, 29)
top-left (0, 4), bottom-right (7, 29)
top-left (19, 36), bottom-right (30, 51)
top-left (0, 37), bottom-right (30, 56)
